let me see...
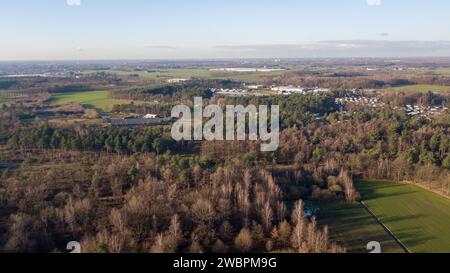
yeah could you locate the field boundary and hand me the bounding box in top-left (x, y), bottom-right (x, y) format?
top-left (359, 179), bottom-right (449, 200)
top-left (401, 180), bottom-right (450, 201)
top-left (360, 201), bottom-right (411, 253)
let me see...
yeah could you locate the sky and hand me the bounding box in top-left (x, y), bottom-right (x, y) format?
top-left (1, 0), bottom-right (450, 60)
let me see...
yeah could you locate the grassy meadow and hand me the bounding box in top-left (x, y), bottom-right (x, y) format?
top-left (356, 180), bottom-right (450, 253)
top-left (88, 68), bottom-right (286, 83)
top-left (434, 68), bottom-right (450, 75)
top-left (106, 69), bottom-right (214, 80)
top-left (48, 90), bottom-right (140, 111)
top-left (312, 200), bottom-right (404, 253)
top-left (384, 84), bottom-right (450, 93)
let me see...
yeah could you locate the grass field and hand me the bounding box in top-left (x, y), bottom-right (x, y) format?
top-left (384, 84), bottom-right (450, 93)
top-left (89, 68), bottom-right (285, 83)
top-left (312, 200), bottom-right (404, 253)
top-left (105, 69), bottom-right (215, 80)
top-left (48, 90), bottom-right (139, 111)
top-left (434, 68), bottom-right (450, 75)
top-left (356, 180), bottom-right (450, 253)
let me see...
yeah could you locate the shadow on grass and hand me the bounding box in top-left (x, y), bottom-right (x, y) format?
top-left (382, 214), bottom-right (426, 224)
top-left (356, 181), bottom-right (419, 200)
top-left (81, 103), bottom-right (106, 113)
top-left (312, 200), bottom-right (420, 253)
top-left (390, 226), bottom-right (435, 250)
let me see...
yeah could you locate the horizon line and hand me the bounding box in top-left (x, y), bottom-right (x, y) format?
top-left (2, 56), bottom-right (450, 63)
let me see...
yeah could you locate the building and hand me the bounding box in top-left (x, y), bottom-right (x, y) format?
top-left (111, 117), bottom-right (171, 127)
top-left (313, 88), bottom-right (330, 93)
top-left (144, 114), bottom-right (158, 119)
top-left (101, 115), bottom-right (111, 121)
top-left (271, 86), bottom-right (306, 94)
top-left (167, 78), bottom-right (188, 84)
top-left (246, 84), bottom-right (264, 90)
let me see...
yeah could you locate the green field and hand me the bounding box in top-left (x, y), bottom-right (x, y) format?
top-left (357, 180), bottom-right (450, 253)
top-left (312, 200), bottom-right (404, 253)
top-left (105, 68), bottom-right (215, 80)
top-left (49, 90), bottom-right (139, 111)
top-left (385, 84), bottom-right (450, 93)
top-left (90, 68), bottom-right (285, 83)
top-left (434, 68), bottom-right (450, 75)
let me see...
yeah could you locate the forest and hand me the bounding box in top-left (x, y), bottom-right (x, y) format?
top-left (1, 86), bottom-right (450, 253)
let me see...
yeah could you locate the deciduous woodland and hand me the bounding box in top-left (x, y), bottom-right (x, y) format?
top-left (1, 60), bottom-right (450, 253)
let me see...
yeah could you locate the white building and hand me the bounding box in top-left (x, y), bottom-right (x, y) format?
top-left (246, 84), bottom-right (263, 90)
top-left (167, 78), bottom-right (188, 84)
top-left (144, 114), bottom-right (158, 119)
top-left (271, 86), bottom-right (305, 94)
top-left (313, 88), bottom-right (330, 93)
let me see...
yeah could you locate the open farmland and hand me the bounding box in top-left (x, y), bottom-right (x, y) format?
top-left (0, 91), bottom-right (28, 104)
top-left (91, 68), bottom-right (286, 83)
top-left (312, 200), bottom-right (404, 253)
top-left (48, 90), bottom-right (141, 111)
top-left (434, 68), bottom-right (450, 75)
top-left (104, 68), bottom-right (214, 80)
top-left (384, 84), bottom-right (450, 93)
top-left (356, 180), bottom-right (450, 253)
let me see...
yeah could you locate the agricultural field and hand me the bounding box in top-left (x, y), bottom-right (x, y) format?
top-left (312, 200), bottom-right (404, 253)
top-left (383, 84), bottom-right (450, 93)
top-left (433, 68), bottom-right (450, 75)
top-left (48, 90), bottom-right (140, 112)
top-left (356, 180), bottom-right (450, 253)
top-left (91, 68), bottom-right (285, 83)
top-left (104, 68), bottom-right (214, 80)
top-left (214, 70), bottom-right (286, 83)
top-left (0, 91), bottom-right (28, 104)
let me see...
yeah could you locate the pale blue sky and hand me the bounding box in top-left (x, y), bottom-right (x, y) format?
top-left (1, 0), bottom-right (450, 60)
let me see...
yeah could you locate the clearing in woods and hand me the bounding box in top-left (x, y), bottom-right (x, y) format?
top-left (48, 90), bottom-right (141, 111)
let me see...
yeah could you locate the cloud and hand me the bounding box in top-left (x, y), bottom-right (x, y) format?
top-left (66, 0), bottom-right (81, 6)
top-left (366, 0), bottom-right (382, 6)
top-left (334, 43), bottom-right (361, 49)
top-left (380, 33), bottom-right (390, 37)
top-left (215, 41), bottom-right (450, 58)
top-left (144, 45), bottom-right (177, 50)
